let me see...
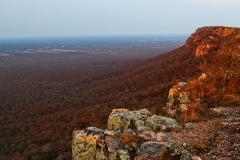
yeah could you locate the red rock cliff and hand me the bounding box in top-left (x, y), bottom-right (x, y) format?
top-left (185, 26), bottom-right (240, 57)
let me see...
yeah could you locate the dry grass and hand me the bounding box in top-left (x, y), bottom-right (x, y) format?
top-left (222, 95), bottom-right (240, 107)
top-left (185, 79), bottom-right (217, 101)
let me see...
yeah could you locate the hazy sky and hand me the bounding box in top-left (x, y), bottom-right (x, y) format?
top-left (1, 0), bottom-right (240, 38)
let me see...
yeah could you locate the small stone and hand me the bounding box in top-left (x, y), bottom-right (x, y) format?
top-left (138, 130), bottom-right (156, 141)
top-left (191, 155), bottom-right (202, 160)
top-left (184, 122), bottom-right (194, 130)
top-left (213, 132), bottom-right (228, 142)
top-left (137, 142), bottom-right (168, 159)
top-left (104, 130), bottom-right (118, 137)
top-left (125, 144), bottom-right (134, 151)
top-left (117, 149), bottom-right (130, 160)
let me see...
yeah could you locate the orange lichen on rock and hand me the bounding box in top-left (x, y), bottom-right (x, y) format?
top-left (120, 132), bottom-right (137, 145)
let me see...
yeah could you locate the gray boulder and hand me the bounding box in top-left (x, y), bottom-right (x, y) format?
top-left (136, 142), bottom-right (168, 159)
top-left (146, 114), bottom-right (182, 131)
top-left (108, 108), bottom-right (181, 132)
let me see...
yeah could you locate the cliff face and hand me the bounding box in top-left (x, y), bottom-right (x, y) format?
top-left (185, 26), bottom-right (240, 56)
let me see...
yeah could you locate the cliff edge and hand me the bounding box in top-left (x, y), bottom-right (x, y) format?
top-left (185, 26), bottom-right (240, 56)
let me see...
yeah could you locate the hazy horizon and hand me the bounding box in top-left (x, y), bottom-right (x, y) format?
top-left (1, 0), bottom-right (240, 38)
top-left (0, 33), bottom-right (189, 40)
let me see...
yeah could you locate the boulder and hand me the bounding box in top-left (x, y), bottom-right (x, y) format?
top-left (108, 108), bottom-right (181, 132)
top-left (138, 130), bottom-right (156, 142)
top-left (136, 142), bottom-right (168, 160)
top-left (107, 109), bottom-right (150, 132)
top-left (146, 114), bottom-right (182, 131)
top-left (72, 127), bottom-right (107, 160)
top-left (156, 132), bottom-right (180, 144)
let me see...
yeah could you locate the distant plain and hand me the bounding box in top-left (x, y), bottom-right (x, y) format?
top-left (0, 35), bottom-right (186, 159)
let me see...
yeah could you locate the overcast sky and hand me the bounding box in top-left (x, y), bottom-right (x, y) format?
top-left (1, 0), bottom-right (240, 38)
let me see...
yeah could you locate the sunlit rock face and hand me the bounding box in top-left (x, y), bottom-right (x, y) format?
top-left (185, 26), bottom-right (240, 57)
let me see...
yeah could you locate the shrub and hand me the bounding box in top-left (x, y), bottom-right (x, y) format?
top-left (199, 38), bottom-right (240, 98)
top-left (179, 102), bottom-right (204, 122)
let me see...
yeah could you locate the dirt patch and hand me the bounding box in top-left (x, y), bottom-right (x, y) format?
top-left (171, 107), bottom-right (240, 159)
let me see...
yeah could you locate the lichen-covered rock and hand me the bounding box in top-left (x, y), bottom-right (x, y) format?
top-left (120, 132), bottom-right (137, 148)
top-left (160, 143), bottom-right (193, 160)
top-left (164, 82), bottom-right (190, 115)
top-left (146, 114), bottom-right (182, 131)
top-left (138, 130), bottom-right (156, 142)
top-left (108, 108), bottom-right (181, 132)
top-left (105, 135), bottom-right (120, 158)
top-left (184, 122), bottom-right (194, 130)
top-left (169, 143), bottom-right (189, 157)
top-left (117, 150), bottom-right (130, 160)
top-left (72, 109), bottom-right (201, 160)
top-left (72, 127), bottom-right (107, 160)
top-left (107, 110), bottom-right (130, 132)
top-left (191, 155), bottom-right (202, 160)
top-left (156, 132), bottom-right (180, 144)
top-left (136, 142), bottom-right (168, 159)
top-left (104, 130), bottom-right (119, 138)
top-left (164, 73), bottom-right (210, 121)
top-left (107, 108), bottom-right (151, 132)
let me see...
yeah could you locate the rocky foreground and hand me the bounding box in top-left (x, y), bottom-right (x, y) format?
top-left (71, 107), bottom-right (240, 160)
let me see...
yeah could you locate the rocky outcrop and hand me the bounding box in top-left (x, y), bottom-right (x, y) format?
top-left (185, 26), bottom-right (240, 56)
top-left (164, 81), bottom-right (191, 116)
top-left (72, 109), bottom-right (200, 160)
top-left (164, 73), bottom-right (209, 121)
top-left (107, 108), bottom-right (181, 132)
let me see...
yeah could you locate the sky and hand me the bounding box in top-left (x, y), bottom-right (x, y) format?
top-left (0, 0), bottom-right (240, 38)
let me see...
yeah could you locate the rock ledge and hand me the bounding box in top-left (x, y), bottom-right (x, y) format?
top-left (72, 109), bottom-right (201, 160)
